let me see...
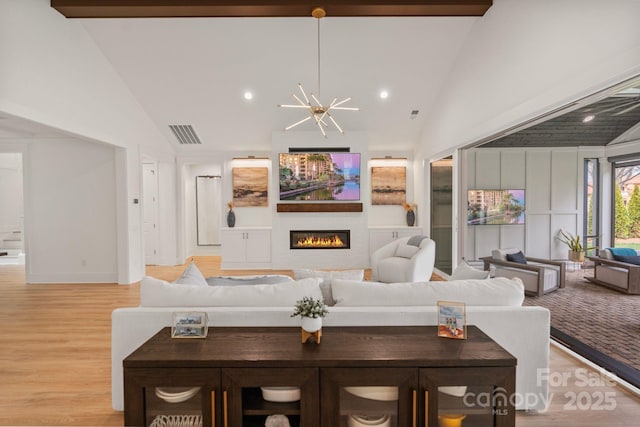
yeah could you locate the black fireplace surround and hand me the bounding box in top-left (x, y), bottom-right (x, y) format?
top-left (290, 230), bottom-right (350, 250)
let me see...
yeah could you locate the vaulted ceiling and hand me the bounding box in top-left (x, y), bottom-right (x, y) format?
top-left (2, 1), bottom-right (639, 153)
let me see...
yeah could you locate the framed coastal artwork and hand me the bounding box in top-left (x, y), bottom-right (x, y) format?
top-left (437, 301), bottom-right (467, 340)
top-left (232, 167), bottom-right (268, 207)
top-left (371, 166), bottom-right (406, 205)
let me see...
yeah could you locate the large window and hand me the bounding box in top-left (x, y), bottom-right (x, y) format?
top-left (584, 159), bottom-right (599, 255)
top-left (611, 157), bottom-right (640, 249)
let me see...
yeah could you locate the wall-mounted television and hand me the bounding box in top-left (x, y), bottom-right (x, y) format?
top-left (279, 152), bottom-right (361, 201)
top-left (467, 189), bottom-right (525, 225)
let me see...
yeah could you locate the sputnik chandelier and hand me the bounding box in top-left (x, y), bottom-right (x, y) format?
top-left (278, 7), bottom-right (359, 137)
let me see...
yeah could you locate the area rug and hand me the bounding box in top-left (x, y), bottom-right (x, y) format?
top-left (523, 269), bottom-right (640, 387)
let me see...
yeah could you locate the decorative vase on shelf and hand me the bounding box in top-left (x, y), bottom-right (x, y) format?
top-left (226, 209), bottom-right (236, 228)
top-left (406, 209), bottom-right (416, 227)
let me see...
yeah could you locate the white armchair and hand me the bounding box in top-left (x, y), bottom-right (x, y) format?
top-left (370, 236), bottom-right (436, 283)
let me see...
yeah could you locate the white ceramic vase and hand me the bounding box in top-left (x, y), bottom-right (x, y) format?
top-left (301, 316), bottom-right (322, 333)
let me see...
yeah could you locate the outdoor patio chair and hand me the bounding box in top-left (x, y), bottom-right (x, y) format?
top-left (481, 248), bottom-right (566, 296)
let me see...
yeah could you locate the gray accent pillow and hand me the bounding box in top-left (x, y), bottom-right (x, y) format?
top-left (173, 261), bottom-right (208, 287)
top-left (205, 275), bottom-right (293, 286)
top-left (506, 251), bottom-right (527, 264)
top-left (407, 235), bottom-right (427, 246)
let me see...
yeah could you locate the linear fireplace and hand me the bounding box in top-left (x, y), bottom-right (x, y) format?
top-left (290, 230), bottom-right (350, 250)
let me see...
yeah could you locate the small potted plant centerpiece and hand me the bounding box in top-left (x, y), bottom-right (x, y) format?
top-left (291, 296), bottom-right (328, 343)
top-left (556, 229), bottom-right (596, 262)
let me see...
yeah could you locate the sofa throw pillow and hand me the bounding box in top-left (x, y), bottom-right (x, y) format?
top-left (173, 261), bottom-right (208, 286)
top-left (609, 247), bottom-right (637, 257)
top-left (612, 255), bottom-right (640, 265)
top-left (506, 251), bottom-right (527, 264)
top-left (141, 276), bottom-right (323, 307)
top-left (394, 243), bottom-right (419, 259)
top-left (407, 235), bottom-right (427, 246)
top-left (450, 262), bottom-right (490, 280)
top-left (331, 277), bottom-right (524, 307)
top-left (292, 268), bottom-right (364, 306)
top-left (205, 275), bottom-right (293, 286)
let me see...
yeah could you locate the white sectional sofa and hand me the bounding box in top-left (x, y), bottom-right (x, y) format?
top-left (111, 274), bottom-right (550, 412)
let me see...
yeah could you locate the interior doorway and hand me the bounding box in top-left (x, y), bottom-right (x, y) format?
top-left (0, 152), bottom-right (25, 267)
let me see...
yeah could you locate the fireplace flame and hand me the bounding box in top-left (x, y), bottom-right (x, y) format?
top-left (296, 235), bottom-right (345, 248)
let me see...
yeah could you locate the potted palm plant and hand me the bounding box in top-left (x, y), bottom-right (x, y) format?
top-left (291, 296), bottom-right (328, 334)
top-left (556, 230), bottom-right (596, 262)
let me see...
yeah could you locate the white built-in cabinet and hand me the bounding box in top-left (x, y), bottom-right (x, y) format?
top-left (369, 227), bottom-right (424, 256)
top-left (220, 227), bottom-right (271, 269)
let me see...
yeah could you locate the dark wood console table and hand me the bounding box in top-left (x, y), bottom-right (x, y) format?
top-left (124, 325), bottom-right (516, 427)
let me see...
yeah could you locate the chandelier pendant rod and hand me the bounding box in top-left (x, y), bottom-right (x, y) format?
top-left (317, 17), bottom-right (321, 99)
top-left (278, 7), bottom-right (358, 137)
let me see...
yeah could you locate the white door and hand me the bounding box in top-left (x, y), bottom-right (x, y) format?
top-left (143, 162), bottom-right (159, 265)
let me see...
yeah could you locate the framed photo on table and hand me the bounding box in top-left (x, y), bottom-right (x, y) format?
top-left (171, 312), bottom-right (208, 338)
top-left (437, 301), bottom-right (466, 339)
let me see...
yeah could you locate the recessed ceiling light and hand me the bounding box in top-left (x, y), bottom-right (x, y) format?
top-left (583, 115), bottom-right (594, 123)
top-left (243, 91), bottom-right (254, 101)
top-left (379, 90), bottom-right (389, 99)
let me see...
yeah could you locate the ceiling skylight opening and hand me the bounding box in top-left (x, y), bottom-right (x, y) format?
top-left (583, 115), bottom-right (595, 123)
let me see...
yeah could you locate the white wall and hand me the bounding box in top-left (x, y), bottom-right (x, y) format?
top-left (175, 138), bottom-right (417, 267)
top-left (463, 147), bottom-right (584, 261)
top-left (0, 153), bottom-right (23, 233)
top-left (418, 0), bottom-right (640, 162)
top-left (0, 0), bottom-right (178, 282)
top-left (270, 131), bottom-right (369, 269)
top-left (0, 0), bottom-right (173, 159)
top-left (25, 139), bottom-right (118, 283)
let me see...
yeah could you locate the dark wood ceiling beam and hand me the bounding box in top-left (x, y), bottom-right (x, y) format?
top-left (50, 0), bottom-right (493, 18)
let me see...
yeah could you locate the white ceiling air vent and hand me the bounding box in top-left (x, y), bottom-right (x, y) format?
top-left (169, 124), bottom-right (202, 145)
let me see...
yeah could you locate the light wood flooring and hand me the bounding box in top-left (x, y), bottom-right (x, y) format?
top-left (0, 256), bottom-right (638, 425)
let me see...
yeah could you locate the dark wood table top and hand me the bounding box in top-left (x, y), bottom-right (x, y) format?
top-left (124, 325), bottom-right (516, 369)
